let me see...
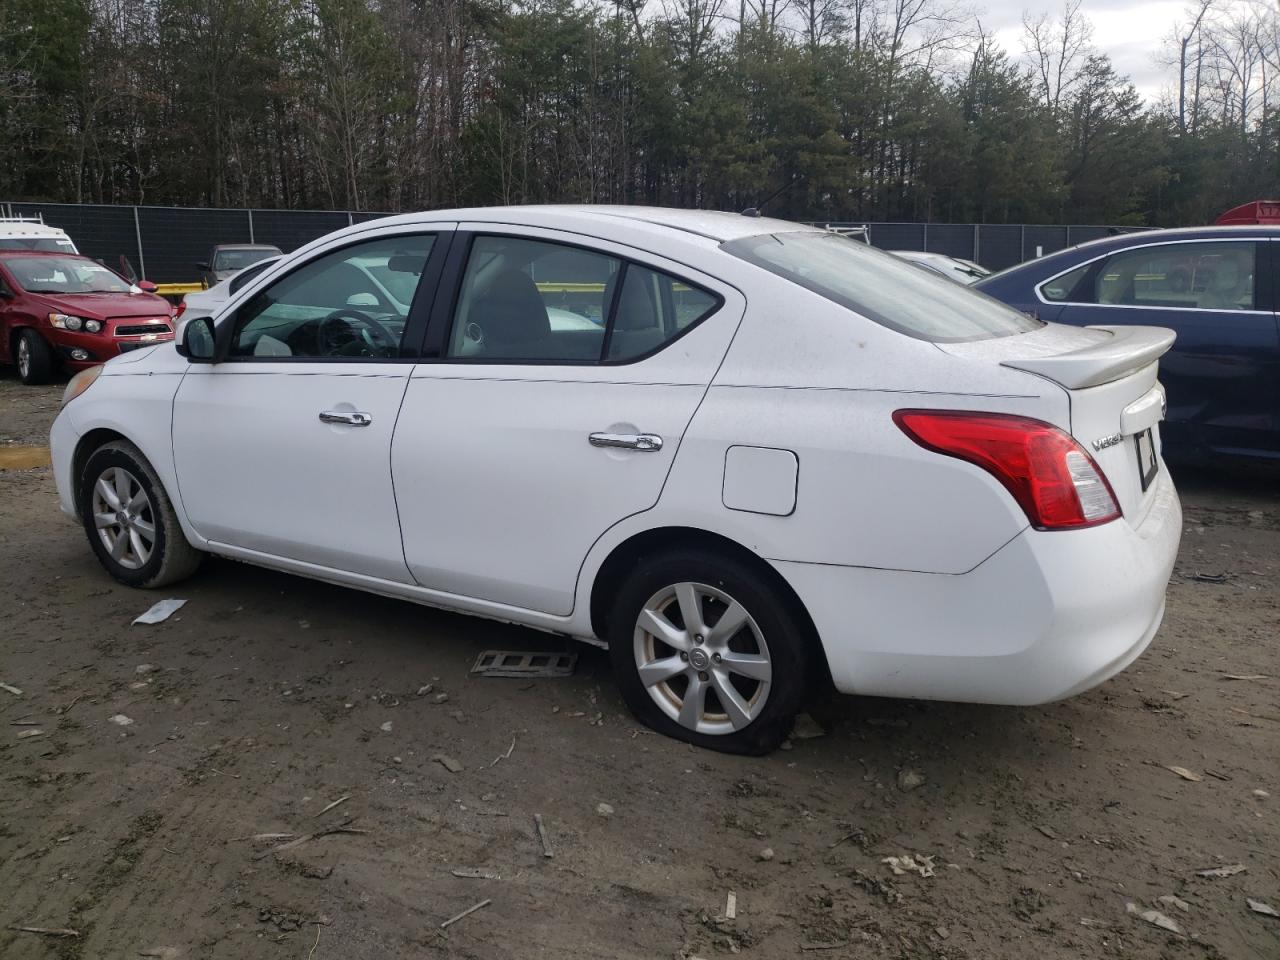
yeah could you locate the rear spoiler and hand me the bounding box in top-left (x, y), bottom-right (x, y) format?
top-left (1000, 325), bottom-right (1176, 390)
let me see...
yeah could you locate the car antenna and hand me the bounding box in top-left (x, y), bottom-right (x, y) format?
top-left (741, 174), bottom-right (804, 218)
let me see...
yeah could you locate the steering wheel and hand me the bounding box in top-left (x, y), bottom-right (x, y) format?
top-left (316, 309), bottom-right (398, 358)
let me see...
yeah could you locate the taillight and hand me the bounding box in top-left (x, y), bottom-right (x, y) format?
top-left (174, 301), bottom-right (186, 319)
top-left (893, 409), bottom-right (1121, 530)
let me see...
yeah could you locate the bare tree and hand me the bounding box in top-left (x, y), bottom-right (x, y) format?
top-left (1021, 0), bottom-right (1093, 120)
top-left (1177, 0), bottom-right (1213, 132)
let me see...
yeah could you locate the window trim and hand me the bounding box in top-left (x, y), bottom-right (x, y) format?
top-left (422, 230), bottom-right (724, 367)
top-left (1034, 237), bottom-right (1273, 315)
top-left (215, 229), bottom-right (448, 364)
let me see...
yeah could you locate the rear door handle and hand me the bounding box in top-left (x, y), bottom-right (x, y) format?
top-left (589, 432), bottom-right (663, 452)
top-left (319, 411), bottom-right (373, 426)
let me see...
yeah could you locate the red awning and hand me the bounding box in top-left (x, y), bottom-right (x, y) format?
top-left (1215, 200), bottom-right (1280, 224)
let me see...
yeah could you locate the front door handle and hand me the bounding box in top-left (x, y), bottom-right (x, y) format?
top-left (589, 432), bottom-right (663, 452)
top-left (319, 411), bottom-right (373, 426)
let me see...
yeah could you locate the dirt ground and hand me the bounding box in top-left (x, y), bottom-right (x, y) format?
top-left (1, 368), bottom-right (1278, 960)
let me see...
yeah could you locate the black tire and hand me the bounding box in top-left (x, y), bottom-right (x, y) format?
top-left (607, 548), bottom-right (813, 755)
top-left (78, 440), bottom-right (203, 588)
top-left (16, 329), bottom-right (53, 385)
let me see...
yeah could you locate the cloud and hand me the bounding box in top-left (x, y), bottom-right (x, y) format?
top-left (984, 0), bottom-right (1216, 102)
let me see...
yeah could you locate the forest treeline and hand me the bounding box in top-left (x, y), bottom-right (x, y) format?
top-left (1, 0), bottom-right (1276, 225)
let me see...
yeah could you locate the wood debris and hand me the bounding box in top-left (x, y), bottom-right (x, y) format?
top-left (534, 814), bottom-right (553, 858)
top-left (452, 867), bottom-right (501, 880)
top-left (0, 682), bottom-right (22, 697)
top-left (314, 795), bottom-right (350, 817)
top-left (1195, 863), bottom-right (1246, 878)
top-left (1166, 766), bottom-right (1203, 782)
top-left (440, 898), bottom-right (490, 929)
top-left (252, 821), bottom-right (368, 861)
top-left (10, 925), bottom-right (80, 938)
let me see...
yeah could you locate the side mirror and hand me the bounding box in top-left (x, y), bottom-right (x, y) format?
top-left (137, 280), bottom-right (158, 293)
top-left (176, 316), bottom-right (216, 362)
top-left (196, 261), bottom-right (210, 271)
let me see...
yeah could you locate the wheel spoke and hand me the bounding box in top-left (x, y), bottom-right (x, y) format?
top-left (125, 490), bottom-right (149, 512)
top-left (677, 675), bottom-right (707, 729)
top-left (131, 518), bottom-right (155, 542)
top-left (129, 529), bottom-right (148, 563)
top-left (675, 582), bottom-right (706, 638)
top-left (96, 476), bottom-right (121, 511)
top-left (710, 670), bottom-right (753, 730)
top-left (637, 655), bottom-right (687, 688)
top-left (637, 607), bottom-right (689, 651)
top-left (113, 469), bottom-right (132, 504)
top-left (708, 600), bottom-right (749, 645)
top-left (94, 512), bottom-right (118, 530)
top-left (719, 651), bottom-right (771, 683)
top-left (109, 530), bottom-right (127, 561)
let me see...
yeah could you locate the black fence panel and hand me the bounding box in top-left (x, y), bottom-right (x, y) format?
top-left (976, 225), bottom-right (1024, 271)
top-left (3, 202), bottom-right (1134, 282)
top-left (1023, 225), bottom-right (1069, 260)
top-left (252, 209), bottom-right (352, 258)
top-left (1066, 225), bottom-right (1120, 247)
top-left (924, 223), bottom-right (975, 260)
top-left (137, 207), bottom-right (252, 280)
top-left (868, 222), bottom-right (925, 251)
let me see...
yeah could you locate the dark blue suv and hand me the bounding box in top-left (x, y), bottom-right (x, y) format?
top-left (976, 226), bottom-right (1279, 461)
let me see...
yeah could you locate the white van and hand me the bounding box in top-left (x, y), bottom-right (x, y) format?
top-left (0, 214), bottom-right (79, 253)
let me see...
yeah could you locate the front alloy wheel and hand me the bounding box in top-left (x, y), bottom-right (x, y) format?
top-left (78, 440), bottom-right (203, 588)
top-left (609, 549), bottom-right (813, 754)
top-left (91, 466), bottom-right (157, 570)
top-left (16, 335), bottom-right (30, 379)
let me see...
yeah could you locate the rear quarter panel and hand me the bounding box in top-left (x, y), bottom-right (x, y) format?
top-left (646, 286), bottom-right (1070, 574)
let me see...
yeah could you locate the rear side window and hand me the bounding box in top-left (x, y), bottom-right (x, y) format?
top-left (723, 231), bottom-right (1041, 342)
top-left (446, 235), bottom-right (720, 363)
top-left (1096, 242), bottom-right (1256, 311)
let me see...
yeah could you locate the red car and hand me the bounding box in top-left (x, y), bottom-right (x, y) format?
top-left (0, 251), bottom-right (174, 384)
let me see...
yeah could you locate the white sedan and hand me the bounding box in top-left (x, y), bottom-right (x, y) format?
top-left (50, 206), bottom-right (1181, 754)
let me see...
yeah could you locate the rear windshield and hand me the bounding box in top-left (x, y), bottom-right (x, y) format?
top-left (722, 231), bottom-right (1042, 342)
top-left (215, 248), bottom-right (279, 271)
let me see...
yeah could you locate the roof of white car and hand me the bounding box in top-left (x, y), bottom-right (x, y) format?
top-left (373, 205), bottom-right (813, 243)
top-left (0, 220), bottom-right (72, 238)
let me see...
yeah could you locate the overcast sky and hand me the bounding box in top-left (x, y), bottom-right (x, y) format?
top-left (983, 0), bottom-right (1203, 103)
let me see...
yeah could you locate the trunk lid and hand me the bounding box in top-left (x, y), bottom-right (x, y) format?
top-left (939, 323), bottom-right (1176, 525)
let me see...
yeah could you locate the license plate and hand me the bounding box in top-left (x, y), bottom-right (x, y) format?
top-left (1135, 428), bottom-right (1158, 491)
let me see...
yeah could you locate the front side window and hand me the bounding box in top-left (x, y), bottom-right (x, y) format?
top-left (4, 256), bottom-right (132, 294)
top-left (1093, 242), bottom-right (1256, 311)
top-left (723, 231), bottom-right (1041, 342)
top-left (446, 236), bottom-right (719, 363)
top-left (230, 234), bottom-right (433, 359)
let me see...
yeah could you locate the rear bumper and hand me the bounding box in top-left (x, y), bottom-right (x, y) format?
top-left (776, 466), bottom-right (1182, 705)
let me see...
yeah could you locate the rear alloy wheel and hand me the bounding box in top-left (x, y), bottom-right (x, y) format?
top-left (79, 441), bottom-right (203, 588)
top-left (16, 330), bottom-right (53, 385)
top-left (609, 549), bottom-right (812, 754)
